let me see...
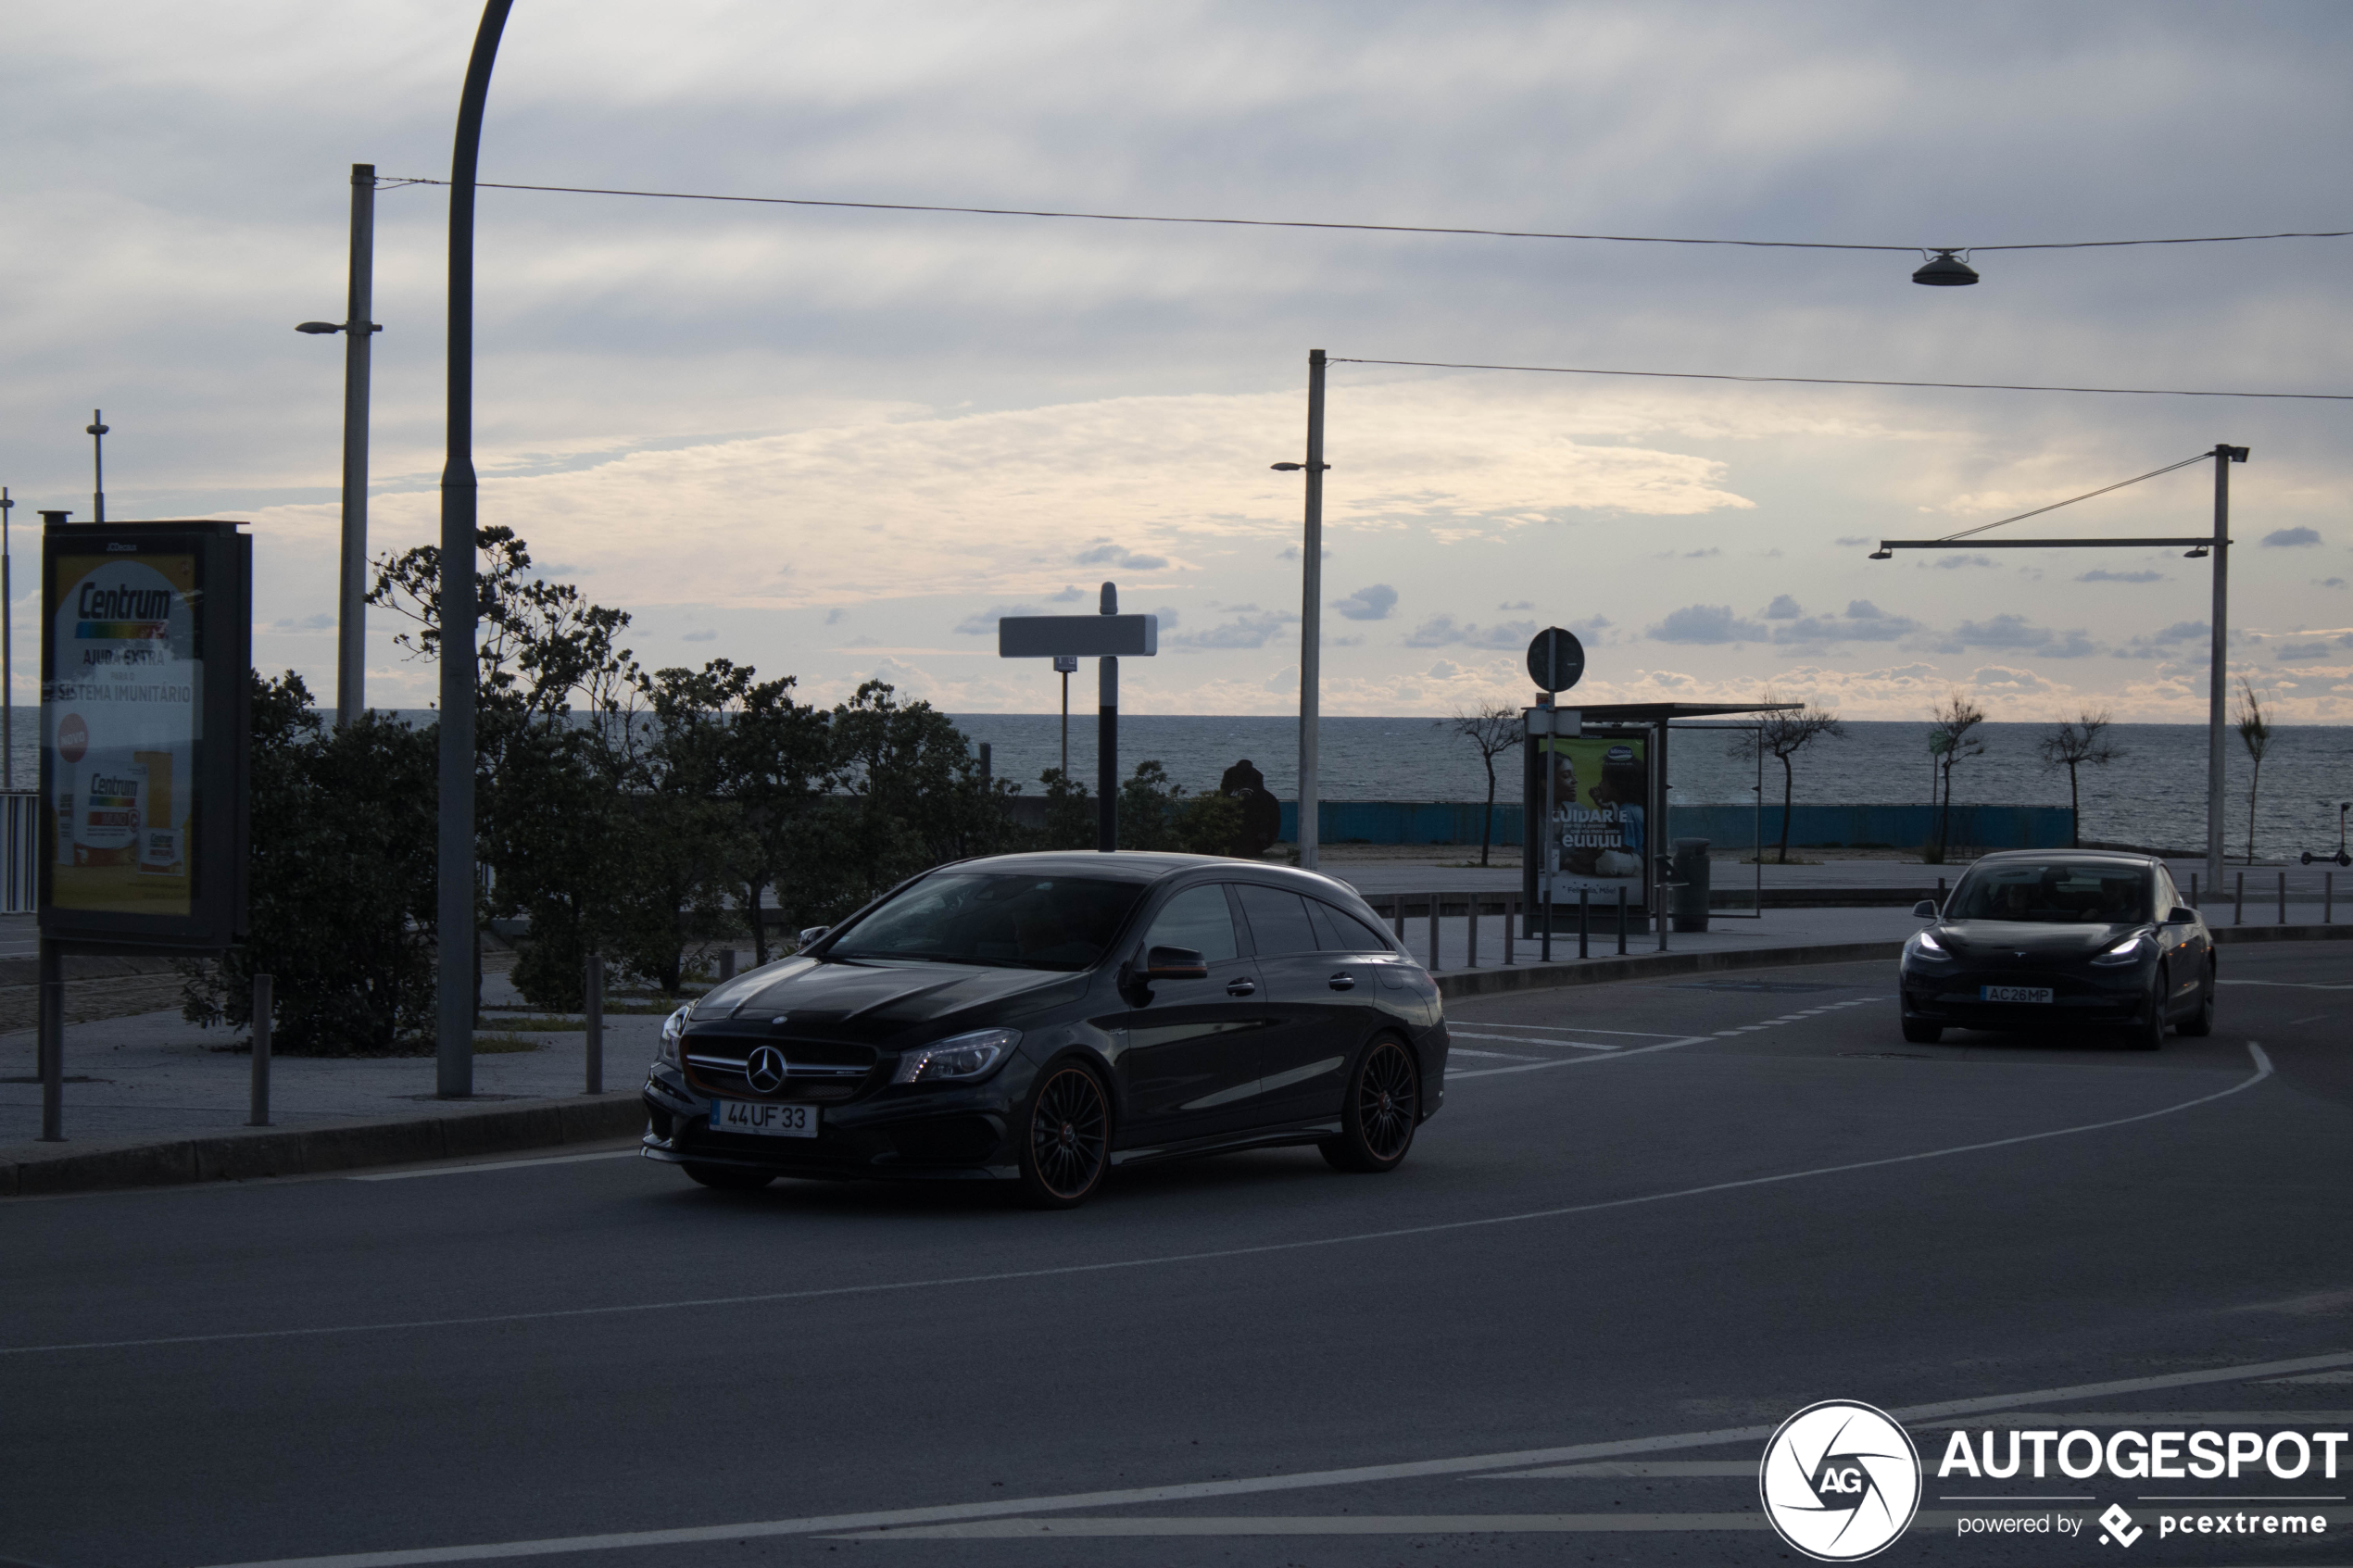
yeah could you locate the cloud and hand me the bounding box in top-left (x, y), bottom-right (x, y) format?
top-left (1151, 605), bottom-right (1180, 631)
top-left (270, 610), bottom-right (335, 632)
top-left (1498, 600), bottom-right (1534, 611)
top-left (681, 628), bottom-right (718, 642)
top-left (823, 608), bottom-right (846, 625)
top-left (953, 602), bottom-right (1043, 635)
top-left (2276, 643), bottom-right (2337, 661)
top-left (1833, 536), bottom-right (1870, 547)
top-left (1331, 583), bottom-right (1398, 621)
top-left (1404, 614), bottom-right (1540, 649)
top-left (1277, 546), bottom-right (1333, 562)
top-left (1647, 604), bottom-right (1768, 644)
top-left (1051, 584), bottom-right (1087, 602)
top-left (2264, 527), bottom-right (2322, 547)
top-left (2077, 569), bottom-right (2166, 583)
top-left (1168, 606), bottom-right (1295, 649)
top-left (1772, 601), bottom-right (1921, 643)
top-left (1075, 541), bottom-right (1171, 571)
top-left (1426, 659), bottom-right (1463, 680)
top-left (2320, 578), bottom-right (2347, 589)
top-left (1762, 594), bottom-right (1802, 620)
top-left (1927, 555), bottom-right (1998, 570)
top-left (1948, 614), bottom-right (2098, 658)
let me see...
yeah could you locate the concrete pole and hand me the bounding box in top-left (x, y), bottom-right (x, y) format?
top-left (1098, 582), bottom-right (1118, 851)
top-left (337, 164), bottom-right (378, 727)
top-left (1298, 349), bottom-right (1326, 871)
top-left (2206, 445), bottom-right (2245, 897)
top-left (2, 487), bottom-right (12, 790)
top-left (437, 0), bottom-right (516, 1099)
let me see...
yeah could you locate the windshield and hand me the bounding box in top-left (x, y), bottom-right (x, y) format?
top-left (1945, 861), bottom-right (2153, 924)
top-left (824, 872), bottom-right (1147, 970)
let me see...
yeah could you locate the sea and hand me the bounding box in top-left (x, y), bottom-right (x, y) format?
top-left (11, 711), bottom-right (2347, 861)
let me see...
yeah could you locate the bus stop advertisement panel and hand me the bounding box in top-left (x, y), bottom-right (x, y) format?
top-left (1523, 725), bottom-right (1655, 930)
top-left (41, 521), bottom-right (249, 950)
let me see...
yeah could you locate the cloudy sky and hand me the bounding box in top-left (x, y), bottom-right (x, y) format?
top-left (6, 0), bottom-right (2350, 721)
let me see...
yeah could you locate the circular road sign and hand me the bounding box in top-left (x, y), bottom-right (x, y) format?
top-left (1526, 627), bottom-right (1585, 694)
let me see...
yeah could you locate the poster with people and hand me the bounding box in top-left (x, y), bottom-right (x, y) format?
top-left (1539, 733), bottom-right (1649, 909)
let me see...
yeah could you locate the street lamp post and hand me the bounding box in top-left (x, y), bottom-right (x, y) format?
top-left (1272, 348), bottom-right (1329, 870)
top-left (85, 412), bottom-right (108, 523)
top-left (436, 0), bottom-right (517, 1099)
top-left (1, 486), bottom-right (12, 789)
top-left (296, 163), bottom-right (382, 727)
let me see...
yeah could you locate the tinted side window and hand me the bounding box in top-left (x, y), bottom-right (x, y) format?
top-left (1236, 884), bottom-right (1319, 957)
top-left (1142, 884), bottom-right (1240, 963)
top-left (1307, 897), bottom-right (1392, 952)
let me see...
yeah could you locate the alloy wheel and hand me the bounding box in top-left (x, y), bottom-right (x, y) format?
top-left (1027, 1066), bottom-right (1109, 1202)
top-left (1353, 1040), bottom-right (1419, 1162)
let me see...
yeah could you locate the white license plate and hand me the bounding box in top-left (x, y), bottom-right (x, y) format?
top-left (1981, 985), bottom-right (2055, 1004)
top-left (712, 1099), bottom-right (818, 1138)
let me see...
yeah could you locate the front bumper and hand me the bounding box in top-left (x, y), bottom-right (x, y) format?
top-left (640, 1062), bottom-right (1019, 1181)
top-left (1899, 959), bottom-right (2154, 1031)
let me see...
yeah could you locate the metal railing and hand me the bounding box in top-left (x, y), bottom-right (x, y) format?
top-left (3, 791), bottom-right (36, 913)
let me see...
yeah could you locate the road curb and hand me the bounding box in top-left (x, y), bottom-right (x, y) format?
top-left (0, 1090), bottom-right (647, 1198)
top-left (2210, 923), bottom-right (2353, 945)
top-left (1434, 939), bottom-right (1906, 999)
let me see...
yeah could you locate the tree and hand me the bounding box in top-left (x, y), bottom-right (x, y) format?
top-left (1117, 760), bottom-right (1243, 855)
top-left (1926, 690), bottom-right (1987, 863)
top-left (724, 674), bottom-right (843, 965)
top-left (2036, 709), bottom-right (2121, 848)
top-left (2235, 678), bottom-right (2272, 863)
top-left (1724, 693), bottom-right (1847, 865)
top-left (831, 681), bottom-right (1020, 905)
top-left (1448, 703), bottom-right (1523, 867)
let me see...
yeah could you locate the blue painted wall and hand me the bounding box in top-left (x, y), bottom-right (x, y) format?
top-left (1276, 801), bottom-right (2073, 850)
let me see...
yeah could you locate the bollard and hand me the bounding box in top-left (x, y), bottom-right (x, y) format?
top-left (2235, 872), bottom-right (2245, 926)
top-left (1579, 887), bottom-right (1590, 960)
top-left (2328, 872), bottom-right (2335, 925)
top-left (1391, 898), bottom-right (1405, 943)
top-left (1503, 897), bottom-right (1516, 966)
top-left (37, 940), bottom-right (63, 1142)
top-left (1617, 885), bottom-right (1628, 956)
top-left (1656, 887), bottom-right (1669, 953)
top-left (1428, 896), bottom-right (1441, 972)
top-left (2279, 871), bottom-right (2287, 925)
top-left (584, 952), bottom-right (604, 1096)
top-left (248, 972), bottom-right (273, 1127)
top-left (1466, 896), bottom-right (1479, 969)
top-left (718, 947), bottom-right (736, 983)
top-left (2190, 872), bottom-right (2199, 909)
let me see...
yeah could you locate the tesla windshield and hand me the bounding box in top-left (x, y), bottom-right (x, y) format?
top-left (824, 872), bottom-right (1147, 970)
top-left (1944, 861), bottom-right (2152, 924)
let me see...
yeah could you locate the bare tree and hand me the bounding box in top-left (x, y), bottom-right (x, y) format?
top-left (1449, 702), bottom-right (1523, 867)
top-left (2235, 678), bottom-right (2272, 863)
top-left (2035, 709), bottom-right (2121, 848)
top-left (1725, 692), bottom-right (1847, 864)
top-left (1927, 690), bottom-right (1988, 862)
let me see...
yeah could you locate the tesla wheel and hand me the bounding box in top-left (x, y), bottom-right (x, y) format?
top-left (2177, 961), bottom-right (2217, 1037)
top-left (1322, 1037), bottom-right (1420, 1173)
top-left (1017, 1062), bottom-right (1110, 1209)
top-left (2130, 969), bottom-right (2169, 1050)
top-left (1901, 1017), bottom-right (1944, 1044)
top-left (682, 1162), bottom-right (774, 1191)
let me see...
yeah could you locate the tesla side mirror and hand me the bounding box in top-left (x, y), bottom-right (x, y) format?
top-left (1912, 900), bottom-right (1939, 919)
top-left (1144, 945), bottom-right (1209, 980)
top-left (798, 925), bottom-right (828, 946)
top-left (2166, 907), bottom-right (2197, 924)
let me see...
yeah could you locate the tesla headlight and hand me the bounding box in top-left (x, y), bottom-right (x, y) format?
top-left (658, 1004), bottom-right (690, 1065)
top-left (2091, 935), bottom-right (2149, 966)
top-left (891, 1028), bottom-right (1019, 1085)
top-left (1910, 929), bottom-right (1949, 958)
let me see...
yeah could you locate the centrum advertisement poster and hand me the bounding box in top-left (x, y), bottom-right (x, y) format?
top-left (1541, 733), bottom-right (1649, 907)
top-left (44, 550), bottom-right (200, 918)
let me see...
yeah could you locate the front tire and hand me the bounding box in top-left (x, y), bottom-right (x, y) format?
top-left (1016, 1062), bottom-right (1110, 1209)
top-left (2130, 969), bottom-right (2169, 1050)
top-left (1901, 1017), bottom-right (1944, 1044)
top-left (682, 1162), bottom-right (774, 1191)
top-left (2177, 961), bottom-right (2217, 1037)
top-left (1321, 1037), bottom-right (1420, 1173)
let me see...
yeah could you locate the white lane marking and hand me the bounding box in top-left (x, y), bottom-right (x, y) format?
top-left (29, 1045), bottom-right (2271, 1368)
top-left (1914, 1410), bottom-right (2353, 1428)
top-left (825, 1513), bottom-right (1774, 1538)
top-left (188, 1337), bottom-right (2353, 1568)
top-left (349, 1150), bottom-right (641, 1182)
top-left (1451, 1035), bottom-right (1711, 1078)
top-left (1484, 1461), bottom-right (1756, 1478)
top-left (1449, 1030), bottom-right (1617, 1051)
top-left (2290, 1013), bottom-right (2327, 1025)
top-left (2219, 980), bottom-right (2353, 989)
top-left (1447, 1047), bottom-right (1541, 1061)
top-left (1443, 1022), bottom-right (1686, 1038)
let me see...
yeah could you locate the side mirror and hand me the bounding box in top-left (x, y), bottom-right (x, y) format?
top-left (2165, 907), bottom-right (2197, 925)
top-left (1912, 900), bottom-right (1939, 919)
top-left (797, 925), bottom-right (829, 947)
top-left (1144, 945), bottom-right (1209, 980)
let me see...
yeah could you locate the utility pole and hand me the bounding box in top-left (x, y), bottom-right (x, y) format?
top-left (1054, 653), bottom-right (1076, 778)
top-left (339, 165), bottom-right (378, 726)
top-left (437, 0), bottom-right (516, 1099)
top-left (85, 411), bottom-right (108, 523)
top-left (1294, 350), bottom-right (1327, 870)
top-left (2207, 444), bottom-right (2249, 897)
top-left (1098, 584), bottom-right (1118, 852)
top-left (1, 486), bottom-right (12, 789)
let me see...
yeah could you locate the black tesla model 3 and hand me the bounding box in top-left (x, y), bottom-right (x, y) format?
top-left (640, 851), bottom-right (1450, 1207)
top-left (1898, 850), bottom-right (2216, 1048)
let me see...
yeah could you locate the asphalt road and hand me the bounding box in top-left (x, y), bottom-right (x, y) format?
top-left (5, 943), bottom-right (2352, 1568)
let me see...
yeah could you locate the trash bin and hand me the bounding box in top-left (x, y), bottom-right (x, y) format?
top-left (1671, 838), bottom-right (1711, 932)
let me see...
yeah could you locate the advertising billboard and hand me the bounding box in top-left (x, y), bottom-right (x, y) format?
top-left (41, 521), bottom-right (249, 949)
top-left (1539, 731), bottom-right (1650, 908)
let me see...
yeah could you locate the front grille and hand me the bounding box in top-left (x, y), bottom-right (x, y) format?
top-left (684, 1039), bottom-right (878, 1104)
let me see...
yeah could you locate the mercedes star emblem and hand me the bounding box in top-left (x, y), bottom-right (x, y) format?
top-left (745, 1045), bottom-right (789, 1094)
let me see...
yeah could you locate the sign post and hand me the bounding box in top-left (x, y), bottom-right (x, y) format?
top-left (998, 587), bottom-right (1158, 851)
top-left (37, 518), bottom-right (250, 1139)
top-left (1524, 627), bottom-right (1585, 959)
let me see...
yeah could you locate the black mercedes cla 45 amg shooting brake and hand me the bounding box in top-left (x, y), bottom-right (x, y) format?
top-left (1898, 850), bottom-right (2216, 1048)
top-left (640, 852), bottom-right (1451, 1207)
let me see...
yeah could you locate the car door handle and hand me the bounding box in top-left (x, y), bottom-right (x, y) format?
top-left (1328, 972), bottom-right (1356, 991)
top-left (1226, 979), bottom-right (1256, 997)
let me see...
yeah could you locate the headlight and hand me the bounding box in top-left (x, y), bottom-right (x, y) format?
top-left (2091, 935), bottom-right (2149, 966)
top-left (1910, 929), bottom-right (1949, 958)
top-left (658, 1005), bottom-right (690, 1065)
top-left (891, 1027), bottom-right (1019, 1085)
